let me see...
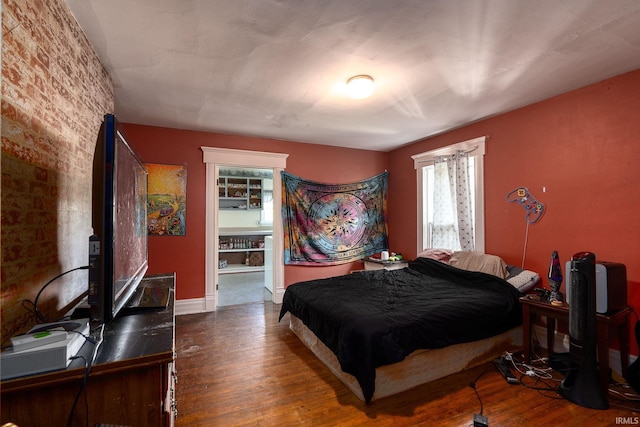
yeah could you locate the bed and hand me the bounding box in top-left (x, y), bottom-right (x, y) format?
top-left (278, 253), bottom-right (539, 403)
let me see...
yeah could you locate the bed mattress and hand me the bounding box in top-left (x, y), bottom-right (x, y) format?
top-left (290, 314), bottom-right (522, 402)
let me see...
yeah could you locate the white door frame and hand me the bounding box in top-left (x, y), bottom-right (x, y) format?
top-left (202, 147), bottom-right (288, 310)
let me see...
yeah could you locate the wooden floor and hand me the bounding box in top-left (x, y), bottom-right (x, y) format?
top-left (175, 302), bottom-right (640, 426)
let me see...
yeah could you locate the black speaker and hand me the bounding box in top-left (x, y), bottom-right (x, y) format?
top-left (559, 251), bottom-right (608, 409)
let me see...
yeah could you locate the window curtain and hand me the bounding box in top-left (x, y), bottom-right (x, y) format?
top-left (431, 151), bottom-right (474, 251)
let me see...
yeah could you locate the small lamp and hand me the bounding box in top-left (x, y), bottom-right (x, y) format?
top-left (548, 250), bottom-right (564, 304)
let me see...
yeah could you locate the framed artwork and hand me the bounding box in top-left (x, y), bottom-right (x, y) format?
top-left (146, 163), bottom-right (187, 236)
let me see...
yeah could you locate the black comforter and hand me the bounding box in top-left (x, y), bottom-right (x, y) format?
top-left (278, 257), bottom-right (522, 403)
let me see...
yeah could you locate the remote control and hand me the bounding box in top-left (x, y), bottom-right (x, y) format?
top-left (493, 357), bottom-right (518, 384)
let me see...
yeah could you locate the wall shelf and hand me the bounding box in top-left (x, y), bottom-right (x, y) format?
top-left (219, 248), bottom-right (264, 253)
top-left (218, 176), bottom-right (263, 210)
top-left (218, 264), bottom-right (265, 275)
top-left (218, 228), bottom-right (272, 276)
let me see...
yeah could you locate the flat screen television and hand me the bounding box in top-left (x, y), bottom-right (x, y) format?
top-left (88, 114), bottom-right (148, 323)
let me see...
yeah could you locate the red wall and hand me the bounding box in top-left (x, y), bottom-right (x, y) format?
top-left (388, 69), bottom-right (640, 352)
top-left (122, 125), bottom-right (389, 299)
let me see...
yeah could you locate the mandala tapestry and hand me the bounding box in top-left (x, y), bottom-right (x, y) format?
top-left (281, 171), bottom-right (388, 265)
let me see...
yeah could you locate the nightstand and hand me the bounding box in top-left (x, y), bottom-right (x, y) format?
top-left (363, 258), bottom-right (409, 271)
top-left (520, 295), bottom-right (630, 393)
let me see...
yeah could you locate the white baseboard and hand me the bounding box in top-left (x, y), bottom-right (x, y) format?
top-left (175, 298), bottom-right (208, 316)
top-left (174, 296), bottom-right (282, 316)
top-left (532, 325), bottom-right (636, 377)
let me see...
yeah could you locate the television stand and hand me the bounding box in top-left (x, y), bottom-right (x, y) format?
top-left (1, 273), bottom-right (177, 426)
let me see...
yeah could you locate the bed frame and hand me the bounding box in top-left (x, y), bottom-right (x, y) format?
top-left (289, 314), bottom-right (522, 402)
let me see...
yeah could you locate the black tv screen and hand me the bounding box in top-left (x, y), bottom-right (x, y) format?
top-left (89, 114), bottom-right (148, 323)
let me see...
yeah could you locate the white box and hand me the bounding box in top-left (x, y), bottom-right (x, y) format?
top-left (1, 319), bottom-right (90, 380)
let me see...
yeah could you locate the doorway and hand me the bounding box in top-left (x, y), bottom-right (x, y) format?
top-left (202, 147), bottom-right (288, 311)
top-left (217, 166), bottom-right (273, 307)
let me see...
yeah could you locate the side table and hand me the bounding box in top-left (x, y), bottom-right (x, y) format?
top-left (520, 295), bottom-right (631, 394)
top-left (363, 258), bottom-right (409, 271)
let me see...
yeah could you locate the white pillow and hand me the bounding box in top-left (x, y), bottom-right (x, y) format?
top-left (507, 270), bottom-right (540, 293)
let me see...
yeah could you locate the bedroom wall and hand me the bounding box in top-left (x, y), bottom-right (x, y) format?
top-left (122, 124), bottom-right (389, 300)
top-left (388, 69), bottom-right (640, 353)
top-left (1, 0), bottom-right (114, 339)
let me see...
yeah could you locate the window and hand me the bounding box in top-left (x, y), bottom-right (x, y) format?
top-left (412, 136), bottom-right (486, 253)
top-left (260, 189), bottom-right (274, 225)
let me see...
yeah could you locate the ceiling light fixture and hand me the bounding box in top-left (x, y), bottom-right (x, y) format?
top-left (346, 75), bottom-right (374, 99)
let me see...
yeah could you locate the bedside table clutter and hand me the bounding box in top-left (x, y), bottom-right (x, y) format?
top-left (520, 295), bottom-right (630, 396)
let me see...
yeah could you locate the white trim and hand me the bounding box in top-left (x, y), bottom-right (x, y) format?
top-left (415, 168), bottom-right (425, 257)
top-left (474, 157), bottom-right (485, 252)
top-left (204, 162), bottom-right (218, 310)
top-left (201, 147), bottom-right (289, 311)
top-left (412, 136), bottom-right (486, 168)
top-left (175, 297), bottom-right (208, 316)
top-left (202, 147), bottom-right (287, 168)
top-left (413, 136), bottom-right (487, 254)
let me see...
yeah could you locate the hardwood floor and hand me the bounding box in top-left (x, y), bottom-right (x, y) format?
top-left (175, 302), bottom-right (640, 426)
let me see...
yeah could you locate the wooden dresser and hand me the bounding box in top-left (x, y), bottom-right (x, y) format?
top-left (1, 273), bottom-right (176, 427)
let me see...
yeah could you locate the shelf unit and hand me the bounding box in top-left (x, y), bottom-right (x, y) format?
top-left (218, 228), bottom-right (272, 274)
top-left (218, 176), bottom-right (263, 210)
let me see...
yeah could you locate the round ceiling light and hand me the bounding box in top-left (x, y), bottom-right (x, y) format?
top-left (346, 75), bottom-right (374, 99)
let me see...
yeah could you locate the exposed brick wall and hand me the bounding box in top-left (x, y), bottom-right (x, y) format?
top-left (1, 0), bottom-right (114, 341)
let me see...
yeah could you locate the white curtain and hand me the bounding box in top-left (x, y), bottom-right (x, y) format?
top-left (431, 151), bottom-right (474, 251)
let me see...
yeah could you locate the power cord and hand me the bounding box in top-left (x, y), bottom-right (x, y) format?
top-left (469, 351), bottom-right (569, 426)
top-left (521, 221), bottom-right (530, 268)
top-left (501, 351), bottom-right (563, 399)
top-left (469, 366), bottom-right (490, 427)
top-left (66, 323), bottom-right (104, 427)
top-left (66, 354), bottom-right (89, 427)
top-left (503, 351), bottom-right (553, 380)
top-left (23, 266), bottom-right (89, 323)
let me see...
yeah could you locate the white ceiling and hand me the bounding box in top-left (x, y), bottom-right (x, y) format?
top-left (66, 0), bottom-right (640, 152)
